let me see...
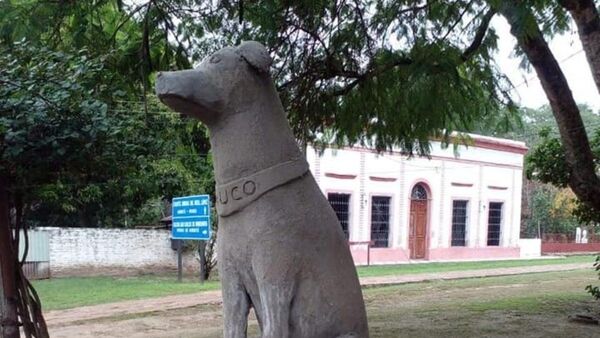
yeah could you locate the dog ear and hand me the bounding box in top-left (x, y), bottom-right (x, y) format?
top-left (236, 41), bottom-right (272, 75)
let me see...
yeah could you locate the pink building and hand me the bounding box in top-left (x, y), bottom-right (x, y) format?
top-left (306, 134), bottom-right (533, 265)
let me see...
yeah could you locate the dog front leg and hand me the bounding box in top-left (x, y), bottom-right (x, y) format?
top-left (258, 284), bottom-right (294, 338)
top-left (221, 276), bottom-right (251, 338)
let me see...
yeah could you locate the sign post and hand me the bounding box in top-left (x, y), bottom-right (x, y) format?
top-left (171, 195), bottom-right (211, 282)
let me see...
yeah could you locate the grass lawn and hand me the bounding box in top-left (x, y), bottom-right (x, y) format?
top-left (237, 269), bottom-right (600, 337)
top-left (34, 276), bottom-right (220, 311)
top-left (362, 269), bottom-right (599, 338)
top-left (35, 254), bottom-right (597, 311)
top-left (356, 254), bottom-right (597, 277)
top-left (48, 269), bottom-right (600, 337)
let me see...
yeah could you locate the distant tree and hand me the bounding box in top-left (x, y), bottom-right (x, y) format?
top-left (550, 188), bottom-right (579, 227)
top-left (526, 127), bottom-right (600, 224)
top-left (484, 105), bottom-right (599, 146)
top-left (521, 183), bottom-right (580, 237)
top-left (0, 1), bottom-right (216, 227)
top-left (527, 185), bottom-right (553, 236)
top-left (0, 43), bottom-right (201, 228)
top-left (474, 105), bottom-right (598, 232)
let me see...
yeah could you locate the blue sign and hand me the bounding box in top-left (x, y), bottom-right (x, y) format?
top-left (171, 195), bottom-right (211, 240)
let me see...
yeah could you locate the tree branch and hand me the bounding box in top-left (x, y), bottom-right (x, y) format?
top-left (440, 0), bottom-right (476, 42)
top-left (327, 4), bottom-right (494, 99)
top-left (329, 56), bottom-right (413, 97)
top-left (497, 0), bottom-right (600, 212)
top-left (279, 3), bottom-right (494, 114)
top-left (461, 8), bottom-right (495, 61)
top-left (558, 0), bottom-right (600, 95)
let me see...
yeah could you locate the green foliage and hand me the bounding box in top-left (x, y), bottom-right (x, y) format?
top-left (524, 185), bottom-right (554, 237)
top-left (0, 0), bottom-right (220, 228)
top-left (523, 185), bottom-right (580, 236)
top-left (525, 128), bottom-right (570, 187)
top-left (573, 199), bottom-right (600, 226)
top-left (129, 198), bottom-right (164, 226)
top-left (0, 41), bottom-right (212, 227)
top-left (0, 0), bottom-right (195, 85)
top-left (525, 118), bottom-right (600, 224)
top-left (478, 105), bottom-right (599, 229)
top-left (477, 104), bottom-right (598, 147)
top-left (0, 1), bottom-right (529, 198)
top-left (211, 0), bottom-right (521, 152)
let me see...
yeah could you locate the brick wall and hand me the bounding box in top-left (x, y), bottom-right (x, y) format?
top-left (39, 227), bottom-right (197, 275)
top-left (541, 242), bottom-right (600, 254)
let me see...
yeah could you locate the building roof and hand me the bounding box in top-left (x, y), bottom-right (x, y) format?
top-left (460, 133), bottom-right (528, 155)
top-left (312, 132), bottom-right (528, 155)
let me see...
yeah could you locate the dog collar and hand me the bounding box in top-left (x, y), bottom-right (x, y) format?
top-left (215, 157), bottom-right (309, 217)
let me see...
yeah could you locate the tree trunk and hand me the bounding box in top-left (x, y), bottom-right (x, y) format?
top-left (198, 241), bottom-right (207, 282)
top-left (559, 0), bottom-right (600, 95)
top-left (0, 177), bottom-right (19, 338)
top-left (497, 1), bottom-right (600, 213)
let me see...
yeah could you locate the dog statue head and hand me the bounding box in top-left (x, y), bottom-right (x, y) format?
top-left (155, 41), bottom-right (302, 185)
top-left (155, 41), bottom-right (273, 126)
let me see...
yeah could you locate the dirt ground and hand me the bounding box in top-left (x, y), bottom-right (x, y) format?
top-left (48, 269), bottom-right (600, 338)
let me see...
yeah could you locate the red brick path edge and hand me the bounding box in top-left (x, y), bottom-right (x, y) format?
top-left (44, 262), bottom-right (591, 326)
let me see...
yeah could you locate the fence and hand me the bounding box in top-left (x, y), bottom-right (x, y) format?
top-left (541, 232), bottom-right (600, 254)
top-left (542, 233), bottom-right (600, 243)
top-left (542, 242), bottom-right (600, 254)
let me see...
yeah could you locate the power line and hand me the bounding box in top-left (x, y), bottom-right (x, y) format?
top-left (509, 49), bottom-right (584, 91)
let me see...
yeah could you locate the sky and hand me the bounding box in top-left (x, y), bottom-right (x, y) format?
top-left (493, 17), bottom-right (599, 110)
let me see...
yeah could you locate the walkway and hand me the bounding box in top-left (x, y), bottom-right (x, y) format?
top-left (45, 262), bottom-right (590, 326)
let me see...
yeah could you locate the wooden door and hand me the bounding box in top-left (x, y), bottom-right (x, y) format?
top-left (409, 200), bottom-right (428, 259)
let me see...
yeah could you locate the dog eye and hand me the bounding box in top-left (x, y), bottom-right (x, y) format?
top-left (210, 55), bottom-right (221, 64)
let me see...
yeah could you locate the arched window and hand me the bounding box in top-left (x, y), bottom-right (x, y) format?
top-left (411, 184), bottom-right (428, 200)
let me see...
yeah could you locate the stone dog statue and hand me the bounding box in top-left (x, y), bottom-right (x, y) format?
top-left (156, 41), bottom-right (369, 338)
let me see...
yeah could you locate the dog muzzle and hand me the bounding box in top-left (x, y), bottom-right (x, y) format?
top-left (215, 157), bottom-right (309, 217)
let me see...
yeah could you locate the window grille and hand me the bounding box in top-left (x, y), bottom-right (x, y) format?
top-left (487, 202), bottom-right (503, 246)
top-left (371, 196), bottom-right (391, 248)
top-left (411, 184), bottom-right (428, 200)
top-left (328, 193), bottom-right (350, 240)
top-left (451, 200), bottom-right (468, 246)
